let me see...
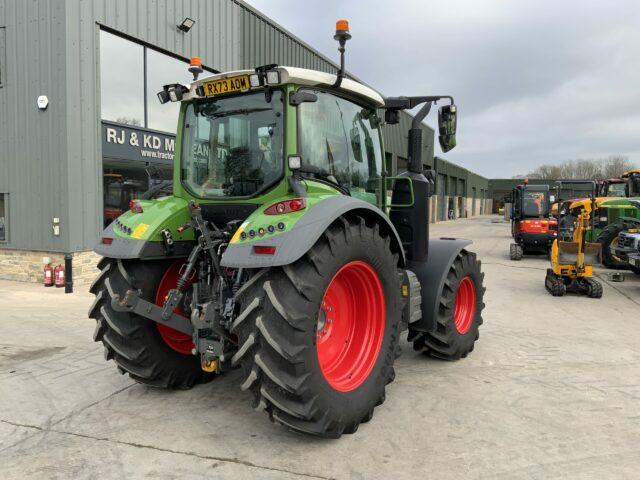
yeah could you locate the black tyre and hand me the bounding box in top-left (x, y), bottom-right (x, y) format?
top-left (545, 269), bottom-right (566, 296)
top-left (89, 258), bottom-right (214, 389)
top-left (630, 265), bottom-right (640, 275)
top-left (411, 250), bottom-right (485, 360)
top-left (585, 277), bottom-right (603, 298)
top-left (231, 216), bottom-right (402, 438)
top-left (597, 224), bottom-right (628, 269)
top-left (510, 243), bottom-right (523, 261)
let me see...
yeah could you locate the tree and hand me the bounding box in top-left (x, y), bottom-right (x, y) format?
top-left (523, 156), bottom-right (636, 180)
top-left (602, 155), bottom-right (636, 179)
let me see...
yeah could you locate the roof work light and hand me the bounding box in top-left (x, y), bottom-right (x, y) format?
top-left (177, 17), bottom-right (195, 32)
top-left (157, 84), bottom-right (189, 104)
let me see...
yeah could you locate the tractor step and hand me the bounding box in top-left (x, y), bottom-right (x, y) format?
top-left (401, 270), bottom-right (422, 330)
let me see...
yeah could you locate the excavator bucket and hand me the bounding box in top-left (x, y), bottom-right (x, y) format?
top-left (557, 241), bottom-right (579, 264)
top-left (584, 242), bottom-right (602, 265)
top-left (557, 241), bottom-right (601, 265)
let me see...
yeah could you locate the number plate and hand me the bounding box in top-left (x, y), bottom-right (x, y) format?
top-left (201, 75), bottom-right (250, 97)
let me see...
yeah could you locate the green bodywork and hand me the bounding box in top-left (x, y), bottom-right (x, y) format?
top-left (566, 197), bottom-right (640, 241)
top-left (105, 83), bottom-right (404, 250)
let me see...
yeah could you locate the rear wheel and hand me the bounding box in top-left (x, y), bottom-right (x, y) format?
top-left (89, 258), bottom-right (213, 389)
top-left (411, 250), bottom-right (485, 360)
top-left (231, 216), bottom-right (402, 438)
top-left (597, 224), bottom-right (628, 269)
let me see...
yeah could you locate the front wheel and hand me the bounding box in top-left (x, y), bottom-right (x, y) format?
top-left (597, 224), bottom-right (628, 269)
top-left (231, 216), bottom-right (402, 438)
top-left (411, 250), bottom-right (485, 360)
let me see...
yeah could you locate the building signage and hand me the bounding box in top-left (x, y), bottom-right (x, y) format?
top-left (101, 121), bottom-right (176, 164)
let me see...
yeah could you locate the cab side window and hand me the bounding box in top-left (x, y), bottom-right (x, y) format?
top-left (298, 90), bottom-right (383, 203)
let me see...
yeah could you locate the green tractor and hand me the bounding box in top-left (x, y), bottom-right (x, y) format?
top-left (89, 21), bottom-right (485, 438)
top-left (593, 170), bottom-right (640, 269)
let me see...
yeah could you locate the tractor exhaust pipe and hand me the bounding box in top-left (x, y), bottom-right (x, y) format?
top-left (408, 102), bottom-right (432, 174)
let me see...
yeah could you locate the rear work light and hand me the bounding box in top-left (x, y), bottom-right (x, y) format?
top-left (129, 200), bottom-right (143, 214)
top-left (264, 198), bottom-right (306, 215)
top-left (253, 245), bottom-right (276, 255)
top-left (249, 74), bottom-right (261, 87)
top-left (266, 70), bottom-right (280, 85)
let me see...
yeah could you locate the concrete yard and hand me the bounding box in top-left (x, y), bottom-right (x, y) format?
top-left (1, 215), bottom-right (639, 479)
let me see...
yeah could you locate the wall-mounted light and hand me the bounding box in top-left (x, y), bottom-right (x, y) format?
top-left (177, 17), bottom-right (195, 33)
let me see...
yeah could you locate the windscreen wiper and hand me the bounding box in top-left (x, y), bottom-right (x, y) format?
top-left (209, 107), bottom-right (272, 118)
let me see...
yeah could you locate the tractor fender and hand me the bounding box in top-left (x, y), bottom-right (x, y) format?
top-left (406, 237), bottom-right (473, 333)
top-left (220, 195), bottom-right (406, 268)
top-left (94, 222), bottom-right (193, 259)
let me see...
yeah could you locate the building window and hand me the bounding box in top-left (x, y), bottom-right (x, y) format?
top-left (146, 48), bottom-right (192, 132)
top-left (0, 193), bottom-right (8, 242)
top-left (0, 27), bottom-right (6, 87)
top-left (100, 30), bottom-right (145, 126)
top-left (100, 29), bottom-right (206, 133)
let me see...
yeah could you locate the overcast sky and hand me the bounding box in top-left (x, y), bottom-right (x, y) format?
top-left (246, 0), bottom-right (640, 178)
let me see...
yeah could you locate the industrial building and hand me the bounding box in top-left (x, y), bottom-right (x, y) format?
top-left (0, 0), bottom-right (490, 284)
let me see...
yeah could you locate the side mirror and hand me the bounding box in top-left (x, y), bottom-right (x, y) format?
top-left (438, 104), bottom-right (457, 152)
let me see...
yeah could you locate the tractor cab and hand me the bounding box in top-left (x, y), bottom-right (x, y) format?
top-left (622, 169), bottom-right (640, 197)
top-left (598, 178), bottom-right (626, 197)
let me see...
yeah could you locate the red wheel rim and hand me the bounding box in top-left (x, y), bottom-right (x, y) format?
top-left (155, 260), bottom-right (194, 355)
top-left (454, 276), bottom-right (476, 334)
top-left (316, 261), bottom-right (386, 392)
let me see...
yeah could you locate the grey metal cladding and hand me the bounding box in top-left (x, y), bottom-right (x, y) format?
top-left (220, 195), bottom-right (407, 268)
top-left (0, 0), bottom-right (69, 252)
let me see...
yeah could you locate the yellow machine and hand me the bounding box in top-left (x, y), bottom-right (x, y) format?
top-left (546, 181), bottom-right (603, 298)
